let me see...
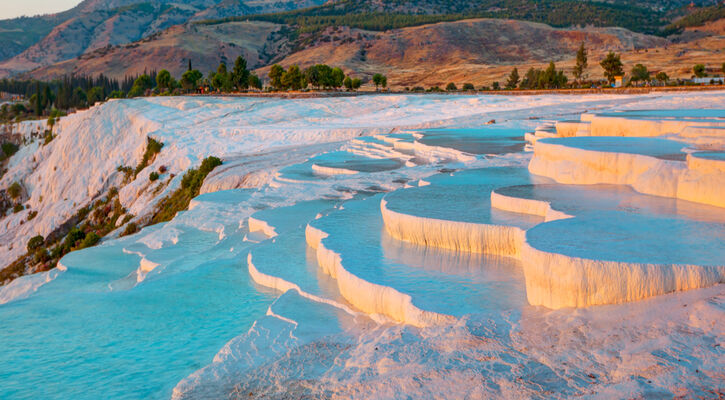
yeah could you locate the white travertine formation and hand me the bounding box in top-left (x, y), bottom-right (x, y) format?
top-left (490, 190), bottom-right (573, 222)
top-left (247, 217), bottom-right (278, 238)
top-left (383, 189), bottom-right (725, 309)
top-left (588, 115), bottom-right (725, 137)
top-left (307, 221), bottom-right (454, 327)
top-left (311, 163), bottom-right (359, 176)
top-left (529, 138), bottom-right (725, 208)
top-left (555, 120), bottom-right (590, 137)
top-left (520, 239), bottom-right (724, 309)
top-left (380, 198), bottom-right (524, 257)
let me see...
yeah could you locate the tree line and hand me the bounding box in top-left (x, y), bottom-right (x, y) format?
top-left (266, 63), bottom-right (378, 91)
top-left (441, 44), bottom-right (724, 92)
top-left (201, 0), bottom-right (664, 35)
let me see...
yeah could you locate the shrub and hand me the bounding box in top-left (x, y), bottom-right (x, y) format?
top-left (77, 232), bottom-right (100, 250)
top-left (135, 137), bottom-right (164, 175)
top-left (151, 156), bottom-right (222, 224)
top-left (44, 131), bottom-right (54, 145)
top-left (121, 222), bottom-right (138, 237)
top-left (1, 142), bottom-right (19, 159)
top-left (109, 90), bottom-right (125, 99)
top-left (462, 83), bottom-right (475, 91)
top-left (117, 165), bottom-right (134, 183)
top-left (63, 228), bottom-right (86, 252)
top-left (27, 210), bottom-right (38, 220)
top-left (8, 181), bottom-right (22, 199)
top-left (34, 248), bottom-right (50, 264)
top-left (693, 64), bottom-right (706, 78)
top-left (446, 82), bottom-right (458, 91)
top-left (13, 203), bottom-right (24, 213)
top-left (27, 235), bottom-right (44, 252)
top-left (149, 172), bottom-right (159, 181)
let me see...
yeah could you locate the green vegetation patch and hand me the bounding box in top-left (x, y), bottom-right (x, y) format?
top-left (664, 4), bottom-right (725, 34)
top-left (197, 0), bottom-right (665, 34)
top-left (151, 156), bottom-right (222, 224)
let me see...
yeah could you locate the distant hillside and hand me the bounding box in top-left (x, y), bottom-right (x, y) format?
top-left (24, 21), bottom-right (289, 81)
top-left (2, 0), bottom-right (723, 80)
top-left (253, 18), bottom-right (670, 86)
top-left (205, 0), bottom-right (670, 34)
top-left (0, 0), bottom-right (326, 76)
top-left (24, 17), bottom-right (675, 85)
top-left (0, 0), bottom-right (220, 63)
top-left (191, 0), bottom-right (328, 21)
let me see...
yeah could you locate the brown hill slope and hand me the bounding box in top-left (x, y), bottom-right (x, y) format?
top-left (25, 21), bottom-right (288, 80)
top-left (0, 0), bottom-right (327, 76)
top-left (255, 18), bottom-right (669, 86)
top-left (23, 17), bottom-right (725, 87)
top-left (0, 4), bottom-right (203, 76)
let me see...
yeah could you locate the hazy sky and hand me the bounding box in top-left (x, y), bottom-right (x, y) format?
top-left (1, 0), bottom-right (83, 19)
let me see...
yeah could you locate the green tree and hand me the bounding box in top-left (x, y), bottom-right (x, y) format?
top-left (446, 82), bottom-right (458, 91)
top-left (492, 81), bottom-right (500, 90)
top-left (181, 69), bottom-right (202, 91)
top-left (231, 56), bottom-right (250, 90)
top-left (42, 85), bottom-right (53, 110)
top-left (573, 42), bottom-right (588, 81)
top-left (505, 67), bottom-right (520, 89)
top-left (35, 82), bottom-right (42, 116)
top-left (462, 83), bottom-right (475, 91)
top-left (331, 67), bottom-right (345, 89)
top-left (372, 73), bottom-right (385, 90)
top-left (655, 71), bottom-right (669, 82)
top-left (128, 74), bottom-right (153, 97)
top-left (87, 86), bottom-right (104, 104)
top-left (306, 64), bottom-right (333, 89)
top-left (722, 62), bottom-right (725, 75)
top-left (157, 69), bottom-right (172, 91)
top-left (693, 64), bottom-right (706, 78)
top-left (351, 78), bottom-right (362, 90)
top-left (269, 64), bottom-right (285, 89)
top-left (281, 65), bottom-right (305, 90)
top-left (212, 63), bottom-right (232, 92)
top-left (72, 87), bottom-right (88, 105)
top-left (630, 64), bottom-right (650, 82)
top-left (600, 52), bottom-right (624, 84)
top-left (248, 74), bottom-right (262, 90)
top-left (343, 76), bottom-right (353, 90)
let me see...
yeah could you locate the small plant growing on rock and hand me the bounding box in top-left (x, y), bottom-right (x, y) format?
top-left (121, 222), bottom-right (139, 237)
top-left (8, 181), bottom-right (22, 199)
top-left (27, 235), bottom-right (44, 252)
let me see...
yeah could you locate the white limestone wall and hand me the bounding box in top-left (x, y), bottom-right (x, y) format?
top-left (306, 222), bottom-right (454, 327)
top-left (490, 190), bottom-right (572, 222)
top-left (380, 199), bottom-right (525, 257)
top-left (528, 140), bottom-right (725, 208)
top-left (520, 239), bottom-right (725, 309)
top-left (588, 116), bottom-right (725, 137)
top-left (382, 190), bottom-right (724, 310)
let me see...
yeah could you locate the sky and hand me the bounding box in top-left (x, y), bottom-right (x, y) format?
top-left (1, 0), bottom-right (83, 19)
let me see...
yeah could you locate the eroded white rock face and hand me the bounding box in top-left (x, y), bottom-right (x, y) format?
top-left (529, 135), bottom-right (725, 208)
top-left (1, 93), bottom-right (609, 270)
